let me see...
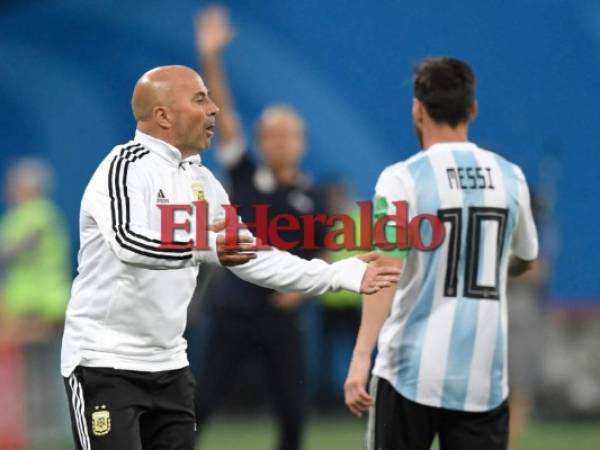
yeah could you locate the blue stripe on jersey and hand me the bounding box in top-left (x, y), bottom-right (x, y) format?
top-left (488, 156), bottom-right (519, 408)
top-left (396, 154), bottom-right (441, 400)
top-left (488, 312), bottom-right (505, 408)
top-left (440, 149), bottom-right (485, 410)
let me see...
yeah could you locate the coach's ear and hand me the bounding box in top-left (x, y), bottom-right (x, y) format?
top-left (469, 100), bottom-right (478, 122)
top-left (154, 106), bottom-right (172, 129)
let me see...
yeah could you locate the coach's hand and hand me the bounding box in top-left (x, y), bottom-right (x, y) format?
top-left (344, 351), bottom-right (374, 417)
top-left (210, 221), bottom-right (259, 267)
top-left (357, 252), bottom-right (401, 294)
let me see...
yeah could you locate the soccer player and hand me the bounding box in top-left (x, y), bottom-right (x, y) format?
top-left (344, 57), bottom-right (538, 450)
top-left (60, 65), bottom-right (400, 450)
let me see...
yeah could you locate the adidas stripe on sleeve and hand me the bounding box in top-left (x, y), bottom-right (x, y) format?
top-left (84, 144), bottom-right (219, 269)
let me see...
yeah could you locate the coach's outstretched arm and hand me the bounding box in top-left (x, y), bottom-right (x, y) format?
top-left (228, 245), bottom-right (400, 296)
top-left (201, 166), bottom-right (400, 294)
top-left (344, 255), bottom-right (402, 417)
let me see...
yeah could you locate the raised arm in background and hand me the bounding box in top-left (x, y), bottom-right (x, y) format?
top-left (195, 7), bottom-right (242, 147)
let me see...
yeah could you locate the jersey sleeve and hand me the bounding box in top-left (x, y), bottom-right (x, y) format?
top-left (84, 152), bottom-right (219, 269)
top-left (511, 166), bottom-right (539, 261)
top-left (208, 173), bottom-right (369, 295)
top-left (229, 250), bottom-right (368, 296)
top-left (373, 166), bottom-right (410, 258)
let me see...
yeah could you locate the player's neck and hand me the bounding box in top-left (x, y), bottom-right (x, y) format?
top-left (422, 124), bottom-right (469, 150)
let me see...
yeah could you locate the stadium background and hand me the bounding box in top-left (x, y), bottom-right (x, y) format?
top-left (1, 0), bottom-right (599, 449)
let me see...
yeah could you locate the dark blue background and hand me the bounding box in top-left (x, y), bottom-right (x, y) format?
top-left (1, 0), bottom-right (598, 303)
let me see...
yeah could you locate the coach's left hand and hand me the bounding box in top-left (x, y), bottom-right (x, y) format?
top-left (210, 220), bottom-right (260, 266)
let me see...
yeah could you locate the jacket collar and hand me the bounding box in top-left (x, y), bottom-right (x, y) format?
top-left (253, 165), bottom-right (312, 194)
top-left (134, 130), bottom-right (202, 167)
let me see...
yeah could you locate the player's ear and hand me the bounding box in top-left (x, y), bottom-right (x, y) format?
top-left (153, 106), bottom-right (172, 129)
top-left (469, 100), bottom-right (478, 121)
top-left (412, 98), bottom-right (424, 125)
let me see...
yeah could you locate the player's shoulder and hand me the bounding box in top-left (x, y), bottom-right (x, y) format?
top-left (377, 150), bottom-right (426, 182)
top-left (381, 149), bottom-right (425, 173)
top-left (374, 151), bottom-right (425, 197)
top-left (477, 146), bottom-right (526, 182)
top-left (376, 161), bottom-right (406, 189)
top-left (378, 161), bottom-right (404, 178)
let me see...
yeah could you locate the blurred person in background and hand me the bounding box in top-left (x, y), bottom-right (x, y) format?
top-left (194, 7), bottom-right (327, 450)
top-left (0, 158), bottom-right (71, 448)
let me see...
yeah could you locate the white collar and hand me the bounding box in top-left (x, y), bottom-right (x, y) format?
top-left (425, 141), bottom-right (478, 152)
top-left (134, 130), bottom-right (202, 166)
top-left (253, 165), bottom-right (312, 194)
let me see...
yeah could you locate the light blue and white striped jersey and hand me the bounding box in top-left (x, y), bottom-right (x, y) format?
top-left (372, 142), bottom-right (538, 412)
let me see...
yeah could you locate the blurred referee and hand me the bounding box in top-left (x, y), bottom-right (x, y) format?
top-left (60, 65), bottom-right (400, 450)
top-left (194, 8), bottom-right (326, 450)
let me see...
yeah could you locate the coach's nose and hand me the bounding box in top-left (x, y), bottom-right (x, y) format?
top-left (207, 96), bottom-right (219, 116)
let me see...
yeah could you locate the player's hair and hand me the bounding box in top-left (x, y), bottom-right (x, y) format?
top-left (413, 57), bottom-right (475, 127)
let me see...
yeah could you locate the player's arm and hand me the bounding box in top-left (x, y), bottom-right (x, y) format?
top-left (195, 7), bottom-right (242, 147)
top-left (508, 166), bottom-right (539, 277)
top-left (344, 255), bottom-right (401, 417)
top-left (508, 256), bottom-right (534, 277)
top-left (344, 166), bottom-right (408, 416)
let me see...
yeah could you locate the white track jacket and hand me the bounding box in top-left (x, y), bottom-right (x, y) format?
top-left (60, 131), bottom-right (367, 376)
